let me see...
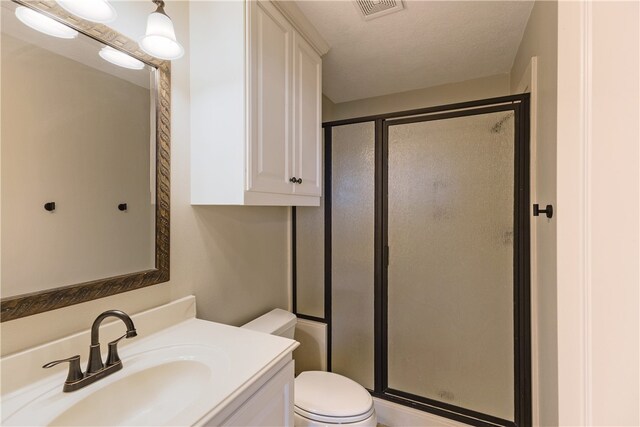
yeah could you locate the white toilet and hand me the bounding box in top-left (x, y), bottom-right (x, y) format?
top-left (242, 309), bottom-right (377, 427)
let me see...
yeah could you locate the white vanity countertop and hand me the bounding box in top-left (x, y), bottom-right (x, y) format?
top-left (0, 298), bottom-right (298, 426)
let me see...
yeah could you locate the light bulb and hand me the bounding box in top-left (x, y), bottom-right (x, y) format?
top-left (139, 3), bottom-right (184, 60)
top-left (55, 0), bottom-right (117, 24)
top-left (99, 46), bottom-right (145, 70)
top-left (15, 6), bottom-right (78, 39)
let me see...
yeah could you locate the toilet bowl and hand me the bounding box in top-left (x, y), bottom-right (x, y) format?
top-left (294, 371), bottom-right (376, 426)
top-left (242, 309), bottom-right (377, 427)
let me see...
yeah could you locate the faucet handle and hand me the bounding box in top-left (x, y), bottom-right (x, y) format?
top-left (43, 355), bottom-right (83, 383)
top-left (106, 334), bottom-right (127, 366)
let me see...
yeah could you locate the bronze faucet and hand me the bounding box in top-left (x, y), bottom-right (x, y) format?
top-left (43, 310), bottom-right (137, 392)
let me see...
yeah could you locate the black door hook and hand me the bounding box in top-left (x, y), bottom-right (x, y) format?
top-left (533, 204), bottom-right (553, 218)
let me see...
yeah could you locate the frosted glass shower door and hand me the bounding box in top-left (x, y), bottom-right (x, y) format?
top-left (386, 110), bottom-right (516, 421)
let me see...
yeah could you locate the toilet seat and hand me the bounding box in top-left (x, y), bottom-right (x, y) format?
top-left (295, 405), bottom-right (375, 424)
top-left (294, 371), bottom-right (374, 424)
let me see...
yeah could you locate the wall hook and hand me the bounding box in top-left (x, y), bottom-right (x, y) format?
top-left (118, 203), bottom-right (128, 211)
top-left (533, 204), bottom-right (553, 218)
top-left (44, 202), bottom-right (56, 212)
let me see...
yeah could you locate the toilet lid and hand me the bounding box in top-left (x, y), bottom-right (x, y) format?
top-left (294, 371), bottom-right (374, 423)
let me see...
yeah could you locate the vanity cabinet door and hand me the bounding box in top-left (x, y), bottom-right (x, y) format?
top-left (247, 0), bottom-right (295, 196)
top-left (221, 361), bottom-right (294, 427)
top-left (292, 33), bottom-right (323, 197)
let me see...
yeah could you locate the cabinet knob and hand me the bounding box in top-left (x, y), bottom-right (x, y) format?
top-left (289, 177), bottom-right (297, 183)
top-left (296, 178), bottom-right (302, 184)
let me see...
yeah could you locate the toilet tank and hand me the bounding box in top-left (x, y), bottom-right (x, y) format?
top-left (241, 308), bottom-right (297, 339)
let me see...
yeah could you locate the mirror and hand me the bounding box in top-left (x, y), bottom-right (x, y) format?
top-left (0, 0), bottom-right (171, 321)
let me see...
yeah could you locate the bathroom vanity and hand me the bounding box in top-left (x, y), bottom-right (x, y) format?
top-left (0, 297), bottom-right (299, 426)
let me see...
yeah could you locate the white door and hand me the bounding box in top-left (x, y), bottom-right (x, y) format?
top-left (248, 1), bottom-right (294, 195)
top-left (556, 2), bottom-right (640, 425)
top-left (292, 33), bottom-right (322, 196)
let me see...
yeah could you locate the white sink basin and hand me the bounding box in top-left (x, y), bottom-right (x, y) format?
top-left (51, 349), bottom-right (216, 426)
top-left (1, 317), bottom-right (297, 426)
top-left (3, 344), bottom-right (226, 426)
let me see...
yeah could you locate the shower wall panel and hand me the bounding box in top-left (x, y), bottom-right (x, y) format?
top-left (295, 133), bottom-right (325, 318)
top-left (331, 122), bottom-right (376, 389)
top-left (295, 197), bottom-right (325, 318)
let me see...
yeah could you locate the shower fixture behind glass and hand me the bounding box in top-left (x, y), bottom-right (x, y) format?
top-left (293, 94), bottom-right (530, 427)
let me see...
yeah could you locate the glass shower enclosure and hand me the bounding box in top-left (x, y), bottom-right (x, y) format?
top-left (293, 95), bottom-right (530, 427)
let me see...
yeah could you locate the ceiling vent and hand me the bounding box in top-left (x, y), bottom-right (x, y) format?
top-left (354, 0), bottom-right (404, 21)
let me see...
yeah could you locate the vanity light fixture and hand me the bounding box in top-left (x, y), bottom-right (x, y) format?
top-left (15, 6), bottom-right (78, 39)
top-left (55, 0), bottom-right (117, 24)
top-left (139, 0), bottom-right (184, 60)
top-left (99, 46), bottom-right (145, 70)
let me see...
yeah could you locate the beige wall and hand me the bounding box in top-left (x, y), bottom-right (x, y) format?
top-left (510, 2), bottom-right (558, 426)
top-left (321, 95), bottom-right (335, 123)
top-left (324, 74), bottom-right (510, 122)
top-left (0, 0), bottom-right (289, 356)
top-left (1, 34), bottom-right (154, 297)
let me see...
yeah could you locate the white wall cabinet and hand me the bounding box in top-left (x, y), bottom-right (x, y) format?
top-left (293, 33), bottom-right (323, 197)
top-left (191, 1), bottom-right (323, 206)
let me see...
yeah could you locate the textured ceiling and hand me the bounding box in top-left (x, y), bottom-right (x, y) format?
top-left (296, 1), bottom-right (534, 103)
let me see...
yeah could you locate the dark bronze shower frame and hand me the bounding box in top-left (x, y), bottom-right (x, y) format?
top-left (1, 0), bottom-right (171, 322)
top-left (292, 94), bottom-right (531, 427)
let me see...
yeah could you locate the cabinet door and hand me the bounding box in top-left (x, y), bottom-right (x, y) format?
top-left (292, 33), bottom-right (323, 196)
top-left (248, 1), bottom-right (294, 195)
top-left (221, 361), bottom-right (294, 427)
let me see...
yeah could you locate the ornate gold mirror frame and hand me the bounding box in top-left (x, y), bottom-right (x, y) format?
top-left (0, 0), bottom-right (171, 322)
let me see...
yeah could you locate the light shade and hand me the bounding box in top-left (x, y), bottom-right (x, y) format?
top-left (139, 10), bottom-right (184, 60)
top-left (55, 0), bottom-right (117, 24)
top-left (15, 6), bottom-right (78, 39)
top-left (99, 46), bottom-right (145, 70)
